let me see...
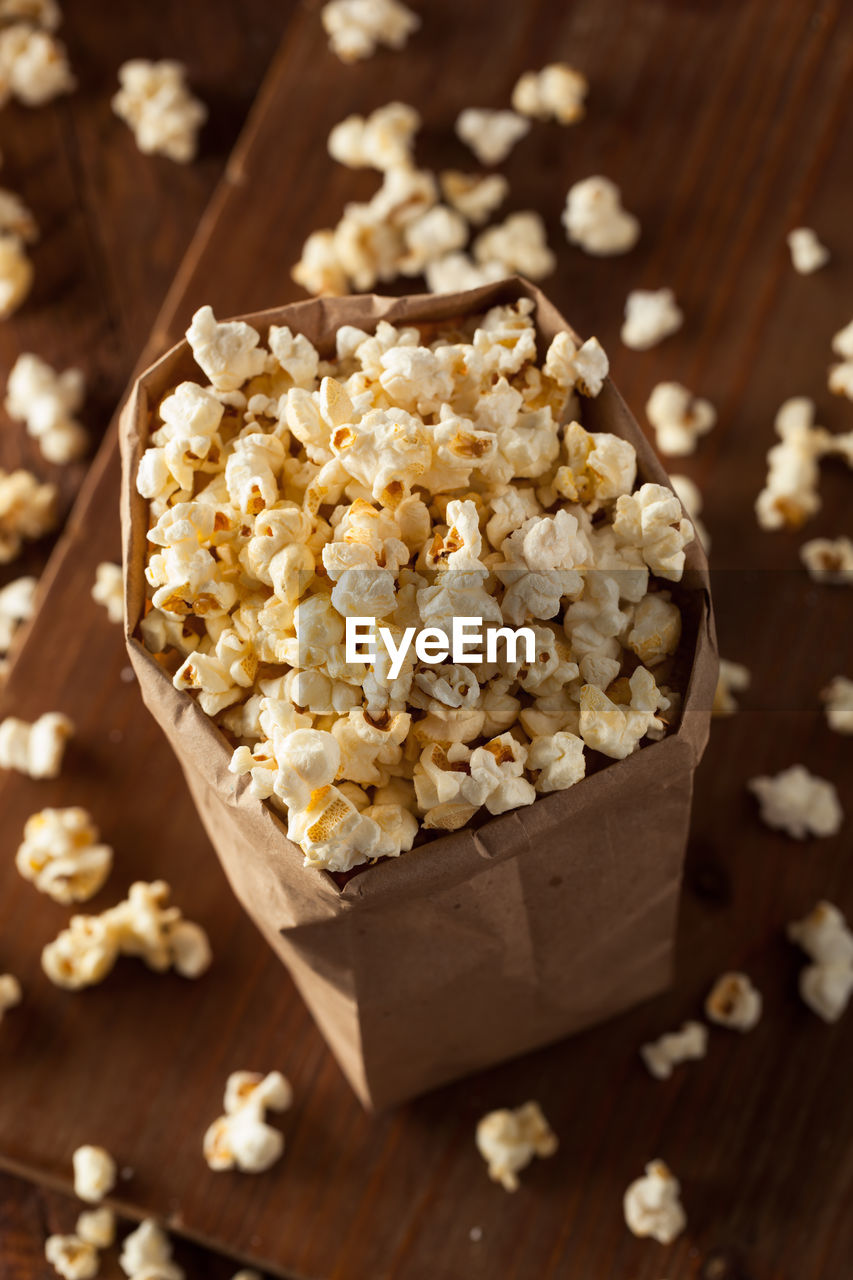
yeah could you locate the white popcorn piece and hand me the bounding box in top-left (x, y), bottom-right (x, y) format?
top-left (749, 764), bottom-right (843, 839)
top-left (472, 211), bottom-right (555, 281)
top-left (44, 1235), bottom-right (99, 1280)
top-left (800, 536), bottom-right (853, 584)
top-left (0, 710), bottom-right (73, 778)
top-left (755, 397), bottom-right (833, 531)
top-left (0, 466), bottom-right (58, 561)
top-left (186, 306), bottom-right (267, 393)
top-left (292, 229), bottom-right (350, 297)
top-left (787, 227), bottom-right (829, 274)
top-left (203, 1069), bottom-right (292, 1174)
top-left (579, 667), bottom-right (669, 760)
top-left (425, 251), bottom-right (508, 294)
top-left (788, 901), bottom-right (853, 1023)
top-left (439, 170), bottom-right (508, 226)
top-left (828, 317), bottom-right (853, 397)
top-left (0, 0), bottom-right (61, 28)
top-left (621, 288), bottom-right (683, 350)
top-left (623, 1160), bottom-right (686, 1244)
top-left (401, 204), bottom-right (469, 276)
top-left (16, 806), bottom-right (113, 904)
top-left (562, 176), bottom-right (639, 257)
top-left (0, 22), bottom-right (74, 106)
top-left (5, 353), bottom-right (88, 464)
top-left (712, 658), bottom-right (750, 717)
top-left (75, 1208), bottom-right (116, 1250)
top-left (640, 1020), bottom-right (708, 1080)
top-left (626, 592), bottom-right (681, 668)
top-left (0, 971), bottom-right (22, 1022)
top-left (91, 562), bottom-right (123, 624)
top-left (821, 675), bottom-right (853, 734)
top-left (527, 731), bottom-right (585, 792)
top-left (321, 0), bottom-right (419, 62)
top-left (119, 1218), bottom-right (184, 1280)
top-left (798, 962), bottom-right (853, 1025)
top-left (73, 1144), bottom-right (117, 1203)
top-left (0, 573), bottom-right (36, 668)
top-left (328, 101), bottom-right (420, 171)
top-left (0, 229), bottom-right (33, 318)
top-left (705, 972), bottom-right (762, 1031)
top-left (512, 63), bottom-right (588, 125)
top-left (112, 59), bottom-right (206, 163)
top-left (645, 382), bottom-right (715, 457)
top-left (669, 473), bottom-right (710, 552)
top-left (613, 482), bottom-right (694, 581)
top-left (455, 108), bottom-right (530, 167)
top-left (0, 185), bottom-right (37, 242)
top-left (475, 1101), bottom-right (557, 1191)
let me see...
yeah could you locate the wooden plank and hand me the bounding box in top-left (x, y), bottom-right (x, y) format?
top-left (1, 0), bottom-right (852, 1277)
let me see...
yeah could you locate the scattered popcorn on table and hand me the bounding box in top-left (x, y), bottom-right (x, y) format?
top-left (112, 60), bottom-right (207, 164)
top-left (16, 806), bottom-right (113, 904)
top-left (645, 382), bottom-right (715, 457)
top-left (623, 1159), bottom-right (686, 1244)
top-left (42, 880), bottom-right (212, 989)
top-left (749, 764), bottom-right (842, 839)
top-left (512, 63), bottom-right (588, 124)
top-left (640, 1020), bottom-right (708, 1080)
top-left (119, 1218), bottom-right (184, 1280)
top-left (621, 288), bottom-right (683, 350)
top-left (321, 0), bottom-right (419, 63)
top-left (788, 901), bottom-right (853, 1023)
top-left (0, 573), bottom-right (36, 673)
top-left (712, 658), bottom-right (750, 717)
top-left (0, 20), bottom-right (74, 106)
top-left (475, 1101), bottom-right (557, 1191)
top-left (787, 227), bottom-right (830, 275)
top-left (455, 108), bottom-right (530, 166)
top-left (73, 1144), bottom-right (117, 1203)
top-left (44, 1234), bottom-right (99, 1280)
top-left (0, 971), bottom-right (22, 1022)
top-left (137, 302), bottom-right (694, 873)
top-left (472, 211), bottom-right (555, 280)
top-left (705, 972), bottom-right (762, 1031)
top-left (328, 101), bottom-right (419, 171)
top-left (0, 466), bottom-right (58, 561)
top-left (91, 562), bottom-right (123, 623)
top-left (669, 474), bottom-right (710, 552)
top-left (5, 353), bottom-right (88, 463)
top-left (753, 397), bottom-right (853, 531)
top-left (203, 1070), bottom-right (292, 1174)
top-left (800, 536), bottom-right (853, 584)
top-left (0, 710), bottom-right (72, 777)
top-left (440, 171), bottom-right (508, 226)
top-left (562, 176), bottom-right (639, 256)
top-left (821, 675), bottom-right (853, 734)
top-left (76, 1208), bottom-right (116, 1250)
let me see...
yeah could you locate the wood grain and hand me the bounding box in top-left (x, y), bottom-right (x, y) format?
top-left (1, 0), bottom-right (852, 1277)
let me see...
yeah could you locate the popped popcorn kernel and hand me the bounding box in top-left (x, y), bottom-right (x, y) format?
top-left (621, 288), bottom-right (683, 350)
top-left (328, 101), bottom-right (420, 172)
top-left (5, 353), bottom-right (88, 464)
top-left (640, 1020), bottom-right (707, 1079)
top-left (203, 1070), bottom-right (292, 1174)
top-left (669, 474), bottom-right (710, 552)
top-left (0, 229), bottom-right (33, 318)
top-left (0, 710), bottom-right (73, 778)
top-left (119, 1218), bottom-right (184, 1279)
top-left (440, 170), bottom-right (508, 226)
top-left (455, 108), bottom-right (529, 167)
top-left (645, 382), bottom-right (715, 457)
top-left (512, 63), bottom-right (588, 125)
top-left (44, 1234), bottom-right (99, 1280)
top-left (72, 1144), bottom-right (117, 1203)
top-left (0, 574), bottom-right (36, 671)
top-left (91, 562), bottom-right (123, 624)
top-left (75, 1208), bottom-right (116, 1250)
top-left (472, 211), bottom-right (555, 281)
top-left (16, 806), bottom-right (113, 904)
top-left (0, 971), bottom-right (22, 1021)
top-left (821, 675), bottom-right (853, 734)
top-left (563, 176), bottom-right (639, 257)
top-left (748, 764), bottom-right (842, 839)
top-left (788, 901), bottom-right (853, 1023)
top-left (712, 658), bottom-right (750, 717)
top-left (321, 0), bottom-right (419, 62)
top-left (0, 21), bottom-right (74, 106)
top-left (787, 227), bottom-right (830, 274)
top-left (475, 1100), bottom-right (557, 1191)
top-left (0, 466), bottom-right (58, 562)
top-left (112, 59), bottom-right (206, 163)
top-left (755, 397), bottom-right (834, 532)
top-left (0, 0), bottom-right (61, 29)
top-left (705, 971), bottom-right (762, 1031)
top-left (800, 536), bottom-right (853, 584)
top-left (623, 1160), bottom-right (686, 1244)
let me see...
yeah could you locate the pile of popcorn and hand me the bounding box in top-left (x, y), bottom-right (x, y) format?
top-left (136, 300), bottom-right (695, 875)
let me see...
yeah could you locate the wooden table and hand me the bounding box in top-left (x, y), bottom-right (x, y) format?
top-left (1, 0), bottom-right (852, 1277)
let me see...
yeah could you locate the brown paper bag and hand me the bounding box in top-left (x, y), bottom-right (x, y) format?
top-left (120, 278), bottom-right (717, 1110)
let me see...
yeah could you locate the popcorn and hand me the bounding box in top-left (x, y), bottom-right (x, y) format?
top-left (544, 333), bottom-right (609, 398)
top-left (527, 730), bottom-right (585, 791)
top-left (16, 806), bottom-right (113, 904)
top-left (75, 1209), bottom-right (116, 1250)
top-left (44, 1235), bottom-right (99, 1280)
top-left (401, 205), bottom-right (469, 276)
top-left (5, 353), bottom-right (88, 463)
top-left (621, 288), bottom-right (683, 350)
top-left (321, 0), bottom-right (419, 62)
top-left (578, 666), bottom-right (669, 759)
top-left (0, 971), bottom-right (22, 1022)
top-left (472, 211), bottom-right (555, 281)
top-left (512, 63), bottom-right (588, 124)
top-left (562, 176), bottom-right (639, 256)
top-left (626, 592), bottom-right (681, 667)
top-left (425, 252), bottom-right (507, 294)
top-left (91, 562), bottom-right (123, 624)
top-left (292, 229), bottom-right (349, 297)
top-left (203, 1070), bottom-right (292, 1174)
top-left (112, 59), bottom-right (206, 163)
top-left (0, 466), bottom-right (58, 561)
top-left (712, 658), bottom-right (750, 717)
top-left (42, 880), bottom-right (212, 989)
top-left (185, 306), bottom-right (267, 393)
top-left (455, 108), bottom-right (530, 166)
top-left (623, 1160), bottom-right (686, 1244)
top-left (821, 675), bottom-right (853, 734)
top-left (440, 170), bottom-right (508, 226)
top-left (0, 0), bottom-right (61, 28)
top-left (328, 101), bottom-right (420, 171)
top-left (788, 901), bottom-right (853, 1023)
top-left (669, 473), bottom-right (710, 552)
top-left (119, 1219), bottom-right (184, 1280)
top-left (705, 972), bottom-right (762, 1031)
top-left (0, 710), bottom-right (73, 777)
top-left (748, 764), bottom-right (843, 839)
top-left (0, 22), bottom-right (74, 106)
top-left (787, 227), bottom-right (829, 274)
top-left (755, 397), bottom-right (829, 531)
top-left (800, 536), bottom-right (853, 584)
top-left (640, 1020), bottom-right (708, 1080)
top-left (0, 230), bottom-right (33, 318)
top-left (645, 381), bottom-right (715, 457)
top-left (0, 184), bottom-right (37, 243)
top-left (475, 1101), bottom-right (557, 1191)
top-left (0, 573), bottom-right (36, 670)
top-left (613, 482), bottom-right (694, 581)
top-left (73, 1144), bottom-right (117, 1203)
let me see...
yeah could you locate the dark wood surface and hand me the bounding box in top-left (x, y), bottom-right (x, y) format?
top-left (1, 0), bottom-right (852, 1277)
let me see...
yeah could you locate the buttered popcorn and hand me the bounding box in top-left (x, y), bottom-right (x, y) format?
top-left (119, 1218), bottom-right (184, 1280)
top-left (73, 1144), bottom-right (117, 1203)
top-left (0, 163), bottom-right (38, 319)
top-left (512, 63), bottom-right (588, 125)
top-left (0, 971), bottom-right (22, 1023)
top-left (203, 1070), bottom-right (292, 1174)
top-left (621, 288), bottom-right (683, 350)
top-left (476, 1100), bottom-right (557, 1191)
top-left (17, 806), bottom-right (113, 903)
top-left (705, 972), bottom-right (762, 1031)
top-left (0, 18), bottom-right (74, 108)
top-left (112, 60), bottom-right (207, 163)
top-left (137, 301), bottom-right (695, 874)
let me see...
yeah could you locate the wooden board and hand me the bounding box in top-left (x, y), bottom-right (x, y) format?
top-left (2, 0), bottom-right (853, 1277)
